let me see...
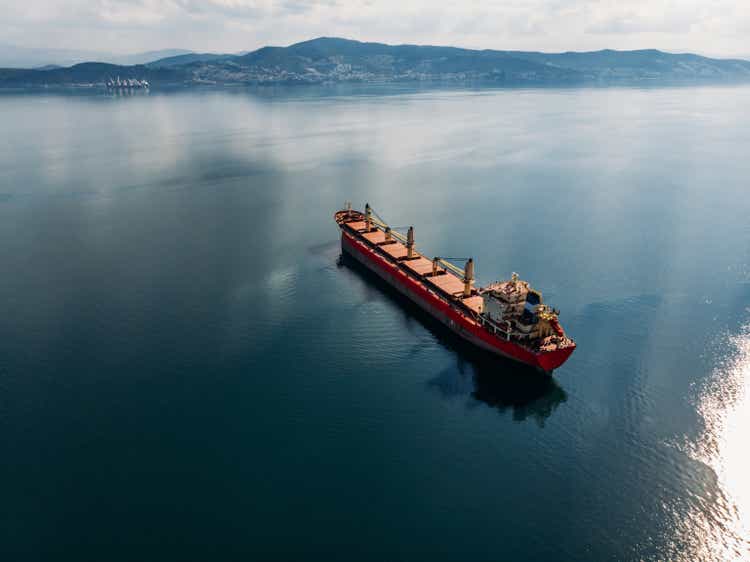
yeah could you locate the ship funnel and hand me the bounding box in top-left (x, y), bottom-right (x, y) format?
top-left (463, 258), bottom-right (475, 298)
top-left (365, 203), bottom-right (372, 231)
top-left (406, 226), bottom-right (415, 258)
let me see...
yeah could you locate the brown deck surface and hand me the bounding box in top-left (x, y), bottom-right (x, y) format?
top-left (462, 295), bottom-right (484, 314)
top-left (429, 273), bottom-right (465, 295)
top-left (362, 230), bottom-right (387, 244)
top-left (349, 224), bottom-right (484, 315)
top-left (346, 221), bottom-right (368, 232)
top-left (381, 243), bottom-right (409, 260)
top-left (403, 256), bottom-right (435, 276)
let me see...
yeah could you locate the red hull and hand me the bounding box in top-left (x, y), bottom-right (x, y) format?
top-left (341, 232), bottom-right (575, 372)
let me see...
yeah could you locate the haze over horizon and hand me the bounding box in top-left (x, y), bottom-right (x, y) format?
top-left (3, 0), bottom-right (750, 60)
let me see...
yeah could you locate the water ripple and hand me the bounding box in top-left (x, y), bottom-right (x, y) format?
top-left (677, 325), bottom-right (750, 561)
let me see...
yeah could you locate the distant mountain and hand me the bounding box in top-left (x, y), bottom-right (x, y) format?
top-left (112, 49), bottom-right (193, 66)
top-left (2, 37), bottom-right (750, 89)
top-left (0, 44), bottom-right (191, 68)
top-left (222, 38), bottom-right (582, 84)
top-left (146, 53), bottom-right (235, 68)
top-left (500, 48), bottom-right (750, 81)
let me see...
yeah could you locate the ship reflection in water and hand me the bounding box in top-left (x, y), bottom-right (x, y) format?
top-left (681, 326), bottom-right (750, 561)
top-left (427, 350), bottom-right (566, 426)
top-left (338, 252), bottom-right (567, 424)
top-left (105, 87), bottom-right (150, 99)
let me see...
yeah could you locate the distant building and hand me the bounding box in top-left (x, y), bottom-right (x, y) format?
top-left (106, 76), bottom-right (149, 89)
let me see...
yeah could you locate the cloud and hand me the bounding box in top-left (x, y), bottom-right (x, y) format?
top-left (1, 0), bottom-right (749, 57)
top-left (584, 1), bottom-right (700, 35)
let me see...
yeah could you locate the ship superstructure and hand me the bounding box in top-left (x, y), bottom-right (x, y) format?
top-left (335, 204), bottom-right (576, 373)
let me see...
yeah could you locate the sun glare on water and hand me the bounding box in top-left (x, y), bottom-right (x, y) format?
top-left (686, 325), bottom-right (750, 561)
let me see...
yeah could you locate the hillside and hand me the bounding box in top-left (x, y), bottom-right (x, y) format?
top-left (503, 48), bottom-right (750, 81)
top-left (146, 53), bottom-right (235, 68)
top-left (0, 62), bottom-right (184, 87)
top-left (2, 37), bottom-right (750, 89)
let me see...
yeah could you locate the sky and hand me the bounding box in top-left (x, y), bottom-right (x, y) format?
top-left (3, 0), bottom-right (750, 57)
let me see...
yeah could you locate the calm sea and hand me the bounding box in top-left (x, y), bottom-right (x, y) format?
top-left (1, 85), bottom-right (749, 561)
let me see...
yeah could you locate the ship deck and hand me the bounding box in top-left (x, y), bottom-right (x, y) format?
top-left (342, 218), bottom-right (484, 315)
top-left (335, 208), bottom-right (576, 370)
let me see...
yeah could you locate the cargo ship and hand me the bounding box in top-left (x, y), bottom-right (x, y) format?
top-left (335, 204), bottom-right (576, 373)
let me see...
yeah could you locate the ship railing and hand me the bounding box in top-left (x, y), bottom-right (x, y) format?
top-left (370, 217), bottom-right (408, 242)
top-left (436, 259), bottom-right (466, 278)
top-left (369, 216), bottom-right (466, 278)
top-left (479, 316), bottom-right (512, 341)
top-left (361, 208), bottom-right (536, 348)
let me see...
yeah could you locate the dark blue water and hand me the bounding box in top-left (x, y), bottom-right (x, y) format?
top-left (1, 86), bottom-right (749, 561)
